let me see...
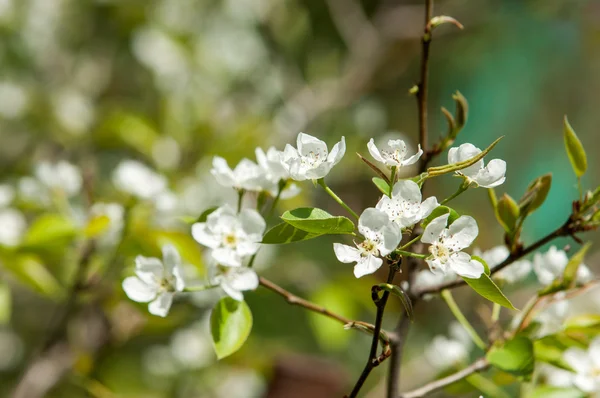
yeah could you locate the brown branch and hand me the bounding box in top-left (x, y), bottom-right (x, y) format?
top-left (259, 277), bottom-right (353, 325)
top-left (348, 263), bottom-right (398, 398)
top-left (399, 357), bottom-right (489, 398)
top-left (417, 0), bottom-right (433, 163)
top-left (414, 221), bottom-right (571, 297)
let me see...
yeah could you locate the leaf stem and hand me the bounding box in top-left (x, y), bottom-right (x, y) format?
top-left (237, 189), bottom-right (245, 213)
top-left (267, 180), bottom-right (286, 217)
top-left (390, 166), bottom-right (397, 186)
top-left (400, 234), bottom-right (422, 250)
top-left (395, 250), bottom-right (427, 259)
top-left (440, 182), bottom-right (469, 205)
top-left (183, 284), bottom-right (219, 293)
top-left (491, 303), bottom-right (501, 323)
top-left (440, 289), bottom-right (486, 350)
top-left (316, 178), bottom-right (359, 220)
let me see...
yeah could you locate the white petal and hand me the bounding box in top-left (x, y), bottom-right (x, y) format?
top-left (426, 258), bottom-right (447, 275)
top-left (122, 276), bottom-right (157, 303)
top-left (221, 282), bottom-right (244, 301)
top-left (449, 252), bottom-right (484, 278)
top-left (445, 216), bottom-right (478, 251)
top-left (564, 347), bottom-right (593, 373)
top-left (297, 133), bottom-right (327, 157)
top-left (134, 256), bottom-right (164, 285)
top-left (450, 143), bottom-right (483, 177)
top-left (172, 264), bottom-right (185, 292)
top-left (191, 223), bottom-right (220, 249)
top-left (421, 213), bottom-right (449, 244)
top-left (358, 208), bottom-right (390, 237)
top-left (474, 159), bottom-right (506, 188)
top-left (333, 243), bottom-right (360, 263)
top-left (161, 244), bottom-right (181, 274)
top-left (379, 223), bottom-right (402, 256)
top-left (212, 248), bottom-right (242, 267)
top-left (400, 144), bottom-right (423, 166)
top-left (279, 183), bottom-right (301, 199)
top-left (228, 268), bottom-right (259, 291)
top-left (236, 241), bottom-right (260, 257)
top-left (239, 208), bottom-right (266, 237)
top-left (148, 292), bottom-right (174, 317)
top-left (282, 144), bottom-right (299, 164)
top-left (391, 180), bottom-right (422, 203)
top-left (418, 196), bottom-right (439, 220)
top-left (327, 136), bottom-right (346, 166)
top-left (211, 156), bottom-right (236, 187)
top-left (367, 138), bottom-right (386, 164)
top-left (304, 162), bottom-right (332, 180)
top-left (576, 264), bottom-right (593, 284)
top-left (589, 337), bottom-right (600, 368)
top-left (354, 255), bottom-right (383, 278)
top-left (573, 374), bottom-right (597, 393)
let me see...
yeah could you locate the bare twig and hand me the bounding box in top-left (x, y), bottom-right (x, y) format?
top-left (417, 0), bottom-right (434, 164)
top-left (399, 357), bottom-right (489, 398)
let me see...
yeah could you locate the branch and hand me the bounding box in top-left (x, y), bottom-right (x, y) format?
top-left (399, 357), bottom-right (489, 398)
top-left (259, 277), bottom-right (353, 325)
top-left (414, 221), bottom-right (570, 297)
top-left (348, 263), bottom-right (398, 398)
top-left (417, 0), bottom-right (434, 163)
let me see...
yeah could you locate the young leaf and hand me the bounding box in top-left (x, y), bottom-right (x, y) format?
top-left (375, 283), bottom-right (413, 320)
top-left (262, 223), bottom-right (323, 244)
top-left (528, 387), bottom-right (586, 398)
top-left (471, 255), bottom-right (490, 275)
top-left (196, 207), bottom-right (218, 223)
top-left (84, 215), bottom-right (111, 238)
top-left (486, 336), bottom-right (535, 377)
top-left (564, 314), bottom-right (600, 332)
top-left (563, 116), bottom-right (587, 178)
top-left (462, 263), bottom-right (516, 310)
top-left (421, 206), bottom-right (460, 228)
top-left (281, 208), bottom-right (355, 234)
top-left (427, 136), bottom-right (503, 176)
top-left (519, 174), bottom-right (552, 216)
top-left (563, 242), bottom-right (591, 287)
top-left (210, 297), bottom-right (253, 359)
top-left (534, 340), bottom-right (574, 371)
top-left (22, 214), bottom-right (78, 249)
top-left (372, 177), bottom-right (391, 197)
top-left (496, 193), bottom-right (520, 232)
top-left (3, 254), bottom-right (64, 299)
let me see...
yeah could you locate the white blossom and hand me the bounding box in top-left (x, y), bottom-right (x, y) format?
top-left (0, 184), bottom-right (15, 208)
top-left (533, 296), bottom-right (569, 338)
top-left (35, 160), bottom-right (82, 197)
top-left (211, 156), bottom-right (268, 191)
top-left (255, 146), bottom-right (300, 199)
top-left (0, 208), bottom-right (25, 247)
top-left (376, 180), bottom-right (438, 229)
top-left (421, 213), bottom-right (484, 278)
top-left (538, 364), bottom-right (577, 388)
top-left (122, 244), bottom-right (185, 317)
top-left (334, 208), bottom-right (401, 278)
top-left (89, 202), bottom-right (124, 246)
top-left (413, 268), bottom-right (458, 297)
top-left (367, 138), bottom-right (422, 168)
top-left (282, 133), bottom-right (345, 181)
top-left (192, 205), bottom-right (265, 267)
top-left (533, 246), bottom-right (592, 285)
top-left (211, 265), bottom-right (259, 301)
top-left (112, 160), bottom-right (167, 200)
top-left (474, 246), bottom-right (531, 283)
top-left (448, 143), bottom-right (506, 188)
top-left (563, 336), bottom-right (600, 393)
top-left (425, 322), bottom-right (472, 370)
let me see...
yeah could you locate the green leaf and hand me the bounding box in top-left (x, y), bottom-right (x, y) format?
top-left (196, 207), bottom-right (218, 223)
top-left (375, 283), bottom-right (413, 319)
top-left (308, 284), bottom-right (357, 351)
top-left (534, 340), bottom-right (574, 371)
top-left (372, 177), bottom-right (390, 197)
top-left (262, 223), bottom-right (323, 244)
top-left (519, 174), bottom-right (552, 216)
top-left (486, 336), bottom-right (535, 377)
top-left (281, 208), bottom-right (355, 234)
top-left (210, 297), bottom-right (253, 359)
top-left (84, 215), bottom-right (111, 238)
top-left (462, 264), bottom-right (516, 310)
top-left (427, 136), bottom-right (503, 177)
top-left (528, 386), bottom-right (586, 398)
top-left (563, 242), bottom-right (591, 288)
top-left (471, 256), bottom-right (490, 275)
top-left (496, 194), bottom-right (520, 232)
top-left (22, 214), bottom-right (78, 249)
top-left (3, 254), bottom-right (64, 299)
top-left (563, 116), bottom-right (587, 178)
top-left (0, 282), bottom-right (10, 324)
top-left (565, 314), bottom-right (600, 333)
top-left (421, 206), bottom-right (460, 228)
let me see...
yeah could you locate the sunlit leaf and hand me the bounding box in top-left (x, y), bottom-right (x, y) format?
top-left (463, 260), bottom-right (516, 310)
top-left (281, 208), bottom-right (355, 234)
top-left (262, 223), bottom-right (323, 244)
top-left (210, 297), bottom-right (253, 359)
top-left (487, 336), bottom-right (534, 377)
top-left (563, 116), bottom-right (587, 178)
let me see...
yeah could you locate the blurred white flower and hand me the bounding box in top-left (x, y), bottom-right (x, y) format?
top-left (421, 214), bottom-right (483, 278)
top-left (0, 184), bottom-right (15, 207)
top-left (192, 205), bottom-right (265, 267)
top-left (112, 160), bottom-right (167, 200)
top-left (0, 208), bottom-right (26, 247)
top-left (564, 336), bottom-right (600, 393)
top-left (18, 177), bottom-right (50, 205)
top-left (35, 160), bottom-right (82, 197)
top-left (0, 82), bottom-right (29, 119)
top-left (534, 297), bottom-right (569, 338)
top-left (376, 180), bottom-right (438, 229)
top-left (122, 245), bottom-right (185, 317)
top-left (143, 345), bottom-right (178, 376)
top-left (211, 156), bottom-right (268, 192)
top-left (255, 146), bottom-right (300, 199)
top-left (448, 143), bottom-right (506, 188)
top-left (52, 89), bottom-right (95, 134)
top-left (538, 364), bottom-right (576, 388)
top-left (89, 202), bottom-right (124, 246)
top-left (367, 138), bottom-right (422, 168)
top-left (413, 268), bottom-right (458, 297)
top-left (170, 322), bottom-right (214, 369)
top-left (425, 322), bottom-right (472, 370)
top-left (215, 368), bottom-right (266, 398)
top-left (282, 133), bottom-right (345, 181)
top-left (533, 246), bottom-right (592, 285)
top-left (334, 208), bottom-right (401, 278)
top-left (211, 265), bottom-right (259, 301)
top-left (474, 246), bottom-right (531, 283)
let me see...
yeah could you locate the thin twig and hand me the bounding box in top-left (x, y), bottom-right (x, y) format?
top-left (399, 357), bottom-right (489, 398)
top-left (259, 277), bottom-right (353, 325)
top-left (417, 0), bottom-right (434, 164)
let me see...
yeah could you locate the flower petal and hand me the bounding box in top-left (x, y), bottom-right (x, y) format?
top-left (211, 156), bottom-right (236, 187)
top-left (449, 252), bottom-right (484, 278)
top-left (122, 276), bottom-right (157, 303)
top-left (212, 248), bottom-right (242, 267)
top-left (474, 159), bottom-right (506, 188)
top-left (418, 196), bottom-right (439, 220)
top-left (327, 136), bottom-right (346, 166)
top-left (162, 244), bottom-right (181, 274)
top-left (221, 282), bottom-right (244, 301)
top-left (401, 144), bottom-right (423, 166)
top-left (297, 133), bottom-right (327, 158)
top-left (148, 292), bottom-right (174, 317)
top-left (134, 256), bottom-right (164, 285)
top-left (358, 207), bottom-right (390, 237)
top-left (367, 138), bottom-right (386, 164)
top-left (228, 268), bottom-right (259, 291)
top-left (392, 180), bottom-right (422, 203)
top-left (426, 258), bottom-right (447, 275)
top-left (564, 347), bottom-right (592, 373)
top-left (191, 223), bottom-right (220, 249)
top-left (239, 208), bottom-right (266, 237)
top-left (421, 213), bottom-right (449, 244)
top-left (379, 223), bottom-right (402, 256)
top-left (445, 216), bottom-right (478, 251)
top-left (354, 255), bottom-right (383, 278)
top-left (333, 243), bottom-right (360, 263)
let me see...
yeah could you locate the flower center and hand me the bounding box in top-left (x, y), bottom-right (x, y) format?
top-left (159, 276), bottom-right (176, 292)
top-left (223, 233), bottom-right (237, 247)
top-left (301, 150), bottom-right (326, 168)
top-left (429, 242), bottom-right (450, 263)
top-left (358, 239), bottom-right (379, 257)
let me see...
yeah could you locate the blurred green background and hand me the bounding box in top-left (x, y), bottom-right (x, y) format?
top-left (0, 0), bottom-right (599, 397)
